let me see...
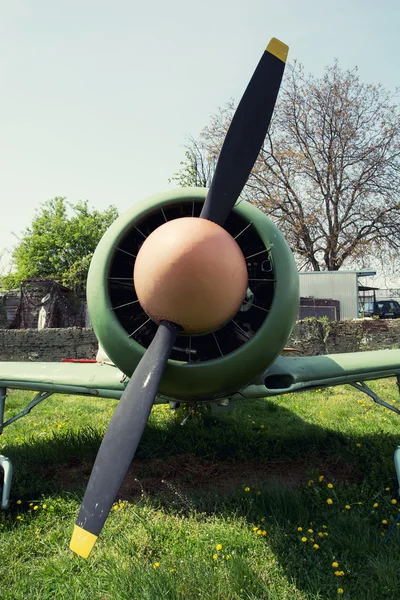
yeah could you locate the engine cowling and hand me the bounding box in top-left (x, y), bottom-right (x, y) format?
top-left (87, 187), bottom-right (299, 400)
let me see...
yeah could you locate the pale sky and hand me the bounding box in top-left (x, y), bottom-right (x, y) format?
top-left (1, 0), bottom-right (399, 278)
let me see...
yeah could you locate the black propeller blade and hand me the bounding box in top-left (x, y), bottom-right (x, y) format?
top-left (200, 38), bottom-right (288, 226)
top-left (70, 321), bottom-right (180, 558)
top-left (70, 37), bottom-right (288, 558)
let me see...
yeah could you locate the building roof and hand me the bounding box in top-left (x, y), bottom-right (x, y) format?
top-left (299, 270), bottom-right (376, 277)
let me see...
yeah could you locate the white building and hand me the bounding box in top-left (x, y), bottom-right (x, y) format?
top-left (299, 270), bottom-right (376, 320)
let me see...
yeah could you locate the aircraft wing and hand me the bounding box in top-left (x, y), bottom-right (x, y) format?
top-left (1, 349), bottom-right (400, 403)
top-left (238, 349), bottom-right (400, 398)
top-left (0, 361), bottom-right (127, 399)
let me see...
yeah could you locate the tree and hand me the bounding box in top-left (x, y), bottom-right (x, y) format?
top-left (1, 198), bottom-right (119, 291)
top-left (0, 249), bottom-right (10, 278)
top-left (169, 135), bottom-right (216, 188)
top-left (173, 61), bottom-right (400, 271)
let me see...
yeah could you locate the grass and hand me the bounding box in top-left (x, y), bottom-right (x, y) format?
top-left (1, 379), bottom-right (400, 599)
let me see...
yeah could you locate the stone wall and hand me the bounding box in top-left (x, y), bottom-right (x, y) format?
top-left (0, 319), bottom-right (399, 361)
top-left (289, 318), bottom-right (400, 356)
top-left (0, 328), bottom-right (98, 362)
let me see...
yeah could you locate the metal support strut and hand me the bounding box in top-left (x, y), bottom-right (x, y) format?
top-left (0, 388), bottom-right (54, 509)
top-left (0, 390), bottom-right (54, 432)
top-left (350, 381), bottom-right (400, 415)
top-left (350, 379), bottom-right (400, 506)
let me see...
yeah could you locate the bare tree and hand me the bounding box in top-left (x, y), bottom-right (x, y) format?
top-left (176, 61), bottom-right (400, 271)
top-left (0, 249), bottom-right (10, 279)
top-left (169, 135), bottom-right (216, 188)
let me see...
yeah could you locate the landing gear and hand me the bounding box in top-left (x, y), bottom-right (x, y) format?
top-left (0, 455), bottom-right (12, 509)
top-left (0, 387), bottom-right (12, 508)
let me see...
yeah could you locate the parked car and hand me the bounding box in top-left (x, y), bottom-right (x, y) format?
top-left (364, 300), bottom-right (400, 319)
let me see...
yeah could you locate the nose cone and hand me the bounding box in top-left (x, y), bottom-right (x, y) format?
top-left (133, 217), bottom-right (248, 333)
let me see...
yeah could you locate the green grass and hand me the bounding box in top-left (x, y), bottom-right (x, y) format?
top-left (1, 380), bottom-right (400, 599)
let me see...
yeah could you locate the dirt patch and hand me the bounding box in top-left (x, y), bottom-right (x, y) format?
top-left (40, 453), bottom-right (358, 500)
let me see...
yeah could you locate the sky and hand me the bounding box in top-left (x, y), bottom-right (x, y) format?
top-left (1, 0), bottom-right (399, 282)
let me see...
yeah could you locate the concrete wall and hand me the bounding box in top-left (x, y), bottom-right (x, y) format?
top-left (0, 320), bottom-right (399, 362)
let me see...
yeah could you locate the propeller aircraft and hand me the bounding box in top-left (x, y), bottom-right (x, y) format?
top-left (1, 38), bottom-right (400, 559)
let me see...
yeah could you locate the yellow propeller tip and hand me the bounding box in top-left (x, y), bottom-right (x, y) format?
top-left (266, 38), bottom-right (289, 63)
top-left (70, 525), bottom-right (98, 558)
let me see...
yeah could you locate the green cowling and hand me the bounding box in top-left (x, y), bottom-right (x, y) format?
top-left (87, 188), bottom-right (299, 400)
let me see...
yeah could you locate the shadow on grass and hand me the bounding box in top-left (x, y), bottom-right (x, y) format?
top-left (3, 399), bottom-right (400, 599)
top-left (3, 399), bottom-right (399, 501)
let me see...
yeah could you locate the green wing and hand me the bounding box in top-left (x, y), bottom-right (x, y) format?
top-left (0, 362), bottom-right (126, 399)
top-left (239, 349), bottom-right (400, 398)
top-left (1, 349), bottom-right (400, 402)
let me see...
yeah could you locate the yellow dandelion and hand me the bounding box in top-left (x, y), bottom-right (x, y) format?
top-left (332, 561), bottom-right (339, 568)
top-left (373, 503), bottom-right (379, 508)
top-left (212, 554), bottom-right (218, 560)
top-left (345, 505), bottom-right (351, 510)
top-left (42, 504), bottom-right (47, 509)
top-left (153, 562), bottom-right (160, 569)
top-left (119, 503), bottom-right (124, 508)
top-left (16, 515), bottom-right (23, 521)
top-left (112, 505), bottom-right (118, 511)
top-left (297, 527), bottom-right (303, 532)
top-left (253, 526), bottom-right (258, 532)
top-left (216, 544), bottom-right (222, 551)
top-left (335, 571), bottom-right (344, 577)
top-left (308, 480), bottom-right (314, 486)
top-left (327, 483), bottom-right (334, 489)
top-left (318, 475), bottom-right (324, 482)
top-left (225, 554), bottom-right (231, 560)
top-left (391, 499), bottom-right (397, 505)
top-left (327, 498), bottom-right (333, 505)
top-left (261, 530), bottom-right (267, 536)
top-left (16, 500), bottom-right (22, 505)
top-left (322, 525), bottom-right (327, 529)
top-left (244, 487), bottom-right (250, 492)
top-left (33, 506), bottom-right (38, 511)
top-left (385, 487), bottom-right (390, 492)
top-left (313, 544), bottom-right (319, 550)
top-left (170, 568), bottom-right (176, 573)
top-left (356, 443), bottom-right (361, 447)
top-left (382, 519), bottom-right (388, 525)
top-left (337, 588), bottom-right (344, 595)
top-left (318, 532), bottom-right (324, 538)
top-left (256, 529), bottom-right (262, 535)
top-left (308, 528), bottom-right (313, 533)
top-left (301, 537), bottom-right (307, 543)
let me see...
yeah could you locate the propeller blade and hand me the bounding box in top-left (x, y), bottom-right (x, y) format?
top-left (200, 38), bottom-right (288, 226)
top-left (70, 320), bottom-right (180, 558)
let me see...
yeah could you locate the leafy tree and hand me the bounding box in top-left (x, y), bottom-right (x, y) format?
top-left (173, 61), bottom-right (400, 271)
top-left (1, 197), bottom-right (119, 291)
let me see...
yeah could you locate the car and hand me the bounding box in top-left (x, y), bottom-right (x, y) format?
top-left (365, 300), bottom-right (400, 319)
